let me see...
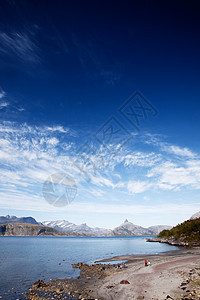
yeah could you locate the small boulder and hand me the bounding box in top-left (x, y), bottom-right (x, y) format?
top-left (32, 280), bottom-right (45, 289)
top-left (120, 280), bottom-right (130, 284)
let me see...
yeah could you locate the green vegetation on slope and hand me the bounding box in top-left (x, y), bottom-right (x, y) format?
top-left (158, 218), bottom-right (200, 242)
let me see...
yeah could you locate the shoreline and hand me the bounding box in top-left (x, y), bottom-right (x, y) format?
top-left (23, 247), bottom-right (200, 300)
top-left (97, 248), bottom-right (186, 263)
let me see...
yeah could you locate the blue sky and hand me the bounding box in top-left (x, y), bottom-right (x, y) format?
top-left (0, 0), bottom-right (200, 228)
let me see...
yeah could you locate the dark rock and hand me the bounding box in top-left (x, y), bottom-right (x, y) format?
top-left (120, 280), bottom-right (130, 284)
top-left (32, 280), bottom-right (47, 289)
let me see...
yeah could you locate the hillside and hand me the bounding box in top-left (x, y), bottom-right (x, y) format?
top-left (0, 223), bottom-right (85, 237)
top-left (0, 215), bottom-right (38, 225)
top-left (148, 218), bottom-right (200, 247)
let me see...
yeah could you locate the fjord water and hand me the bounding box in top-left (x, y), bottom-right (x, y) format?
top-left (0, 236), bottom-right (179, 299)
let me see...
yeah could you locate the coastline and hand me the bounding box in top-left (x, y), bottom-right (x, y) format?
top-left (146, 236), bottom-right (200, 247)
top-left (23, 247), bottom-right (200, 300)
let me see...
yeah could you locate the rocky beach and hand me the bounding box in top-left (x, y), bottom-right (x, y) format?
top-left (23, 247), bottom-right (200, 300)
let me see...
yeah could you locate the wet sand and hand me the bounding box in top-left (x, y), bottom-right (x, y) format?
top-left (24, 248), bottom-right (200, 300)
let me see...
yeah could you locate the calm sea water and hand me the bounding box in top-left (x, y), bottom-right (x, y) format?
top-left (0, 236), bottom-right (180, 299)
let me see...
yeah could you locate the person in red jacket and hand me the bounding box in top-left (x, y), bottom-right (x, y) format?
top-left (145, 259), bottom-right (148, 266)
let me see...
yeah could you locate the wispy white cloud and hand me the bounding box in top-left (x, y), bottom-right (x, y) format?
top-left (0, 87), bottom-right (6, 99)
top-left (0, 88), bottom-right (27, 114)
top-left (161, 145), bottom-right (195, 158)
top-left (0, 31), bottom-right (40, 63)
top-left (122, 152), bottom-right (162, 167)
top-left (127, 180), bottom-right (152, 194)
top-left (90, 175), bottom-right (116, 188)
top-left (0, 122), bottom-right (76, 184)
top-left (0, 121), bottom-right (200, 215)
top-left (147, 160), bottom-right (200, 191)
top-left (45, 125), bottom-right (70, 134)
top-left (0, 88), bottom-right (9, 109)
top-left (0, 101), bottom-right (9, 109)
top-left (89, 188), bottom-right (105, 197)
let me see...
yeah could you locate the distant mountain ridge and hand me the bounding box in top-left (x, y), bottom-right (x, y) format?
top-left (0, 215), bottom-right (172, 236)
top-left (112, 219), bottom-right (152, 236)
top-left (0, 215), bottom-right (38, 225)
top-left (112, 219), bottom-right (171, 236)
top-left (148, 225), bottom-right (172, 235)
top-left (42, 220), bottom-right (112, 236)
top-left (190, 211), bottom-right (200, 220)
top-left (43, 219), bottom-right (172, 236)
top-left (0, 223), bottom-right (85, 237)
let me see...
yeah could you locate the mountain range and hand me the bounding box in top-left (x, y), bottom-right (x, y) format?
top-left (0, 223), bottom-right (85, 237)
top-left (1, 213), bottom-right (199, 236)
top-left (0, 215), bottom-right (174, 236)
top-left (42, 220), bottom-right (111, 236)
top-left (43, 219), bottom-right (172, 236)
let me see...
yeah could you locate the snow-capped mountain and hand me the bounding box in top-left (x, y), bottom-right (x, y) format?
top-left (43, 219), bottom-right (171, 236)
top-left (42, 220), bottom-right (74, 231)
top-left (113, 220), bottom-right (172, 236)
top-left (190, 211), bottom-right (200, 220)
top-left (42, 220), bottom-right (112, 236)
top-left (112, 219), bottom-right (152, 236)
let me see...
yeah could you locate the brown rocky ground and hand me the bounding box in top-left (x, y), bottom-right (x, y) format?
top-left (23, 263), bottom-right (125, 300)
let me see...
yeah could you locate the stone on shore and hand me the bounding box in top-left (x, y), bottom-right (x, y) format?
top-left (120, 280), bottom-right (130, 284)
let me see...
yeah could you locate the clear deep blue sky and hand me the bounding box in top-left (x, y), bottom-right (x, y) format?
top-left (0, 0), bottom-right (200, 228)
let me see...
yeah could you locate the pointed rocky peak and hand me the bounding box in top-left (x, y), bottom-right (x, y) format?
top-left (124, 219), bottom-right (129, 223)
